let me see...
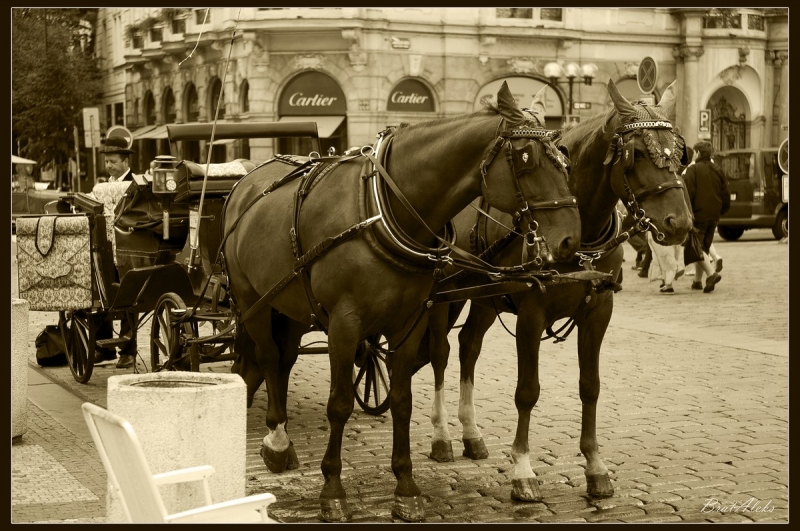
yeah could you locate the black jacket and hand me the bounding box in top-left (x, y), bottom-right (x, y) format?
top-left (683, 157), bottom-right (731, 222)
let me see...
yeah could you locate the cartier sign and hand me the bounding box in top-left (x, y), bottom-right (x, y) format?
top-left (279, 72), bottom-right (347, 115)
top-left (387, 79), bottom-right (435, 112)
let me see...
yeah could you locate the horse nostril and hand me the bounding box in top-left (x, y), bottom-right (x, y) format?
top-left (560, 237), bottom-right (576, 258)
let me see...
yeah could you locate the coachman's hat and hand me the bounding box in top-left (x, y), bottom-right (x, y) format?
top-left (100, 135), bottom-right (134, 155)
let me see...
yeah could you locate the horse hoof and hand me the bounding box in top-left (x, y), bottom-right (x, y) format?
top-left (430, 440), bottom-right (454, 462)
top-left (260, 443), bottom-right (289, 473)
top-left (462, 438), bottom-right (489, 460)
top-left (586, 474), bottom-right (614, 498)
top-left (392, 494), bottom-right (425, 522)
top-left (511, 478), bottom-right (542, 502)
top-left (286, 442), bottom-right (299, 470)
top-left (319, 498), bottom-right (352, 522)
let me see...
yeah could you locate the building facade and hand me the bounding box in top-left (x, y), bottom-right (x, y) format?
top-left (93, 7), bottom-right (788, 173)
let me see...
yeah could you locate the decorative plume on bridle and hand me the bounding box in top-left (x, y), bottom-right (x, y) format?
top-left (607, 79), bottom-right (687, 173)
top-left (512, 86), bottom-right (570, 173)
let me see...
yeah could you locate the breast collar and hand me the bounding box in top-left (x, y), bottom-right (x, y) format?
top-left (362, 131), bottom-right (457, 273)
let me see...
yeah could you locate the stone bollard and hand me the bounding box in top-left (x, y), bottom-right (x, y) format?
top-left (106, 372), bottom-right (246, 522)
top-left (12, 298), bottom-right (29, 442)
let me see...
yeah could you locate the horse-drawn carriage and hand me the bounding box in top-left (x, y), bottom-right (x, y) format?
top-left (16, 78), bottom-right (693, 522)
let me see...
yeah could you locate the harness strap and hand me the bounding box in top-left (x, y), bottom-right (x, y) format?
top-left (239, 215), bottom-right (381, 326)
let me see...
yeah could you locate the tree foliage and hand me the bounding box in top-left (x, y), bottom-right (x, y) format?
top-left (12, 8), bottom-right (103, 172)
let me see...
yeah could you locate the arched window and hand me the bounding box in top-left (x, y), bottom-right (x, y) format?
top-left (144, 91), bottom-right (157, 125)
top-left (240, 80), bottom-right (249, 114)
top-left (207, 77), bottom-right (224, 119)
top-left (162, 87), bottom-right (176, 124)
top-left (184, 83), bottom-right (199, 123)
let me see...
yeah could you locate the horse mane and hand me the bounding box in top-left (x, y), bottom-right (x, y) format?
top-left (393, 99), bottom-right (542, 136)
top-left (559, 108), bottom-right (617, 158)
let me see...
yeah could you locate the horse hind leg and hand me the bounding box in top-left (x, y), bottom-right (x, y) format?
top-left (456, 303), bottom-right (497, 460)
top-left (231, 323), bottom-right (265, 408)
top-left (575, 298), bottom-right (614, 498)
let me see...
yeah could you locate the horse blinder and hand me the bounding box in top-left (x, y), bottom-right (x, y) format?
top-left (511, 142), bottom-right (538, 174)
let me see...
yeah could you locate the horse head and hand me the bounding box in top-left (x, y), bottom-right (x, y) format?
top-left (604, 78), bottom-right (693, 246)
top-left (480, 82), bottom-right (580, 263)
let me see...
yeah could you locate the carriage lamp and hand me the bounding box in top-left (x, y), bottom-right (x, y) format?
top-left (151, 155), bottom-right (180, 240)
top-left (544, 61), bottom-right (598, 123)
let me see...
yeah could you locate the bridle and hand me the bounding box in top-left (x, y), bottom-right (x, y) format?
top-left (478, 120), bottom-right (578, 267)
top-left (603, 113), bottom-right (686, 243)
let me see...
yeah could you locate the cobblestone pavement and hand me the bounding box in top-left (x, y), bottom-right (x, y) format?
top-left (11, 229), bottom-right (789, 523)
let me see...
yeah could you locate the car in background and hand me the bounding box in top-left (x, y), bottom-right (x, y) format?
top-left (11, 181), bottom-right (69, 232)
top-left (714, 147), bottom-right (788, 241)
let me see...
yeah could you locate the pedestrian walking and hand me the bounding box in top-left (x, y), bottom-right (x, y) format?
top-left (682, 141), bottom-right (731, 293)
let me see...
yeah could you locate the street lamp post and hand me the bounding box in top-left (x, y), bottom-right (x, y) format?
top-left (544, 62), bottom-right (598, 122)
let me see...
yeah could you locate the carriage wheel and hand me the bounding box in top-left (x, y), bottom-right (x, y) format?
top-left (150, 293), bottom-right (193, 371)
top-left (353, 335), bottom-right (391, 415)
top-left (58, 310), bottom-right (95, 384)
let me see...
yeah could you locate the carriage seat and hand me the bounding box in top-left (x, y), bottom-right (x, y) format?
top-left (89, 181), bottom-right (132, 264)
top-left (173, 159), bottom-right (256, 202)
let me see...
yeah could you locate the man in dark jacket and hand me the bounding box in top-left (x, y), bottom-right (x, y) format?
top-left (94, 136), bottom-right (139, 368)
top-left (683, 141), bottom-right (731, 293)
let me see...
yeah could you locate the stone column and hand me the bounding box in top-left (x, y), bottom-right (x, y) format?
top-left (12, 298), bottom-right (29, 442)
top-left (676, 45), bottom-right (704, 149)
top-left (763, 51), bottom-right (776, 148)
top-left (105, 372), bottom-right (246, 522)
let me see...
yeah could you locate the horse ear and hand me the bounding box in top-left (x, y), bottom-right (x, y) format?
top-left (497, 81), bottom-right (526, 125)
top-left (657, 80), bottom-right (678, 121)
top-left (607, 78), bottom-right (638, 124)
top-left (527, 86), bottom-right (548, 125)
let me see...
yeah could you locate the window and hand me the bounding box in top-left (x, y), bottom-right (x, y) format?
top-left (703, 9), bottom-right (742, 29)
top-left (171, 18), bottom-right (185, 34)
top-left (115, 103), bottom-right (125, 126)
top-left (240, 80), bottom-right (249, 113)
top-left (195, 9), bottom-right (209, 25)
top-left (133, 35), bottom-right (144, 49)
top-left (106, 104), bottom-right (113, 130)
top-left (150, 27), bottom-right (162, 43)
top-left (497, 8), bottom-right (532, 19)
top-left (496, 8), bottom-right (563, 23)
top-left (747, 14), bottom-right (764, 31)
top-left (540, 9), bottom-right (563, 21)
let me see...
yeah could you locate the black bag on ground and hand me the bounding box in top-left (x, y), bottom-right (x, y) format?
top-left (35, 325), bottom-right (68, 366)
top-left (683, 228), bottom-right (705, 266)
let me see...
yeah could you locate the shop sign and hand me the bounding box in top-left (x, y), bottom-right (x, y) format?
top-left (387, 79), bottom-right (435, 112)
top-left (279, 72), bottom-right (347, 115)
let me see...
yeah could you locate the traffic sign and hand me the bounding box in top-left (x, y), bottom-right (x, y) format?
top-left (637, 56), bottom-right (658, 94)
top-left (698, 109), bottom-right (712, 140)
top-left (565, 115), bottom-right (581, 124)
top-left (82, 107), bottom-right (101, 148)
top-left (572, 102), bottom-right (591, 110)
top-left (106, 125), bottom-right (133, 150)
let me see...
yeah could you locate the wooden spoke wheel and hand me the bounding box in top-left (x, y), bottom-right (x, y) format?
top-left (58, 310), bottom-right (95, 384)
top-left (353, 335), bottom-right (391, 415)
top-left (150, 293), bottom-right (194, 372)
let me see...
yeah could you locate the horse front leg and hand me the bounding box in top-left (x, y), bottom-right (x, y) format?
top-left (574, 292), bottom-right (614, 498)
top-left (456, 302), bottom-right (497, 460)
top-left (318, 309), bottom-right (361, 522)
top-left (427, 304), bottom-right (455, 462)
top-left (509, 297), bottom-right (545, 502)
top-left (388, 319), bottom-right (428, 522)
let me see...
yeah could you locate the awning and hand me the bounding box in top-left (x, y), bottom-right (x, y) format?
top-left (278, 116), bottom-right (345, 138)
top-left (208, 138), bottom-right (237, 145)
top-left (12, 155), bottom-right (37, 165)
top-left (130, 125), bottom-right (169, 140)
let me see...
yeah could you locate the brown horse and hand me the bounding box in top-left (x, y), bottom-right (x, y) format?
top-left (419, 79), bottom-right (693, 503)
top-left (221, 82), bottom-right (581, 522)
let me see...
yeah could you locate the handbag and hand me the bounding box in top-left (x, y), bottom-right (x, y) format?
top-left (35, 325), bottom-right (68, 367)
top-left (683, 228), bottom-right (705, 266)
